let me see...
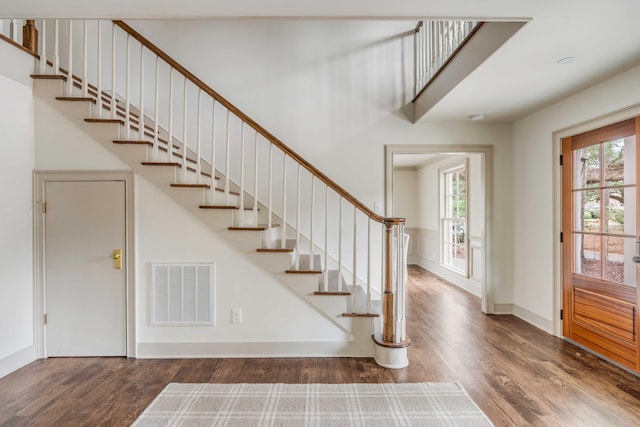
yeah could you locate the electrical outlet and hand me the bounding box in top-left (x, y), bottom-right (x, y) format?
top-left (231, 308), bottom-right (243, 324)
top-left (373, 201), bottom-right (382, 214)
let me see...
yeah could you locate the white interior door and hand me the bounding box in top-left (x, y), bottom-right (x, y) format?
top-left (45, 180), bottom-right (126, 357)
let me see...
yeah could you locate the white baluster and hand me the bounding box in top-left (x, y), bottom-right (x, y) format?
top-left (414, 25), bottom-right (420, 95)
top-left (10, 19), bottom-right (16, 43)
top-left (367, 218), bottom-right (371, 314)
top-left (338, 198), bottom-right (343, 292)
top-left (82, 21), bottom-right (87, 97)
top-left (310, 176), bottom-right (315, 270)
top-left (182, 78), bottom-right (188, 183)
top-left (168, 68), bottom-right (174, 162)
top-left (139, 43), bottom-right (145, 141)
top-left (153, 57), bottom-right (159, 160)
top-left (253, 132), bottom-right (259, 226)
top-left (352, 207), bottom-right (357, 311)
top-left (53, 20), bottom-right (59, 74)
top-left (239, 123), bottom-right (245, 226)
top-left (268, 145), bottom-right (273, 232)
top-left (295, 165), bottom-right (301, 269)
top-left (380, 225), bottom-right (385, 319)
top-left (67, 19), bottom-right (73, 96)
top-left (323, 185), bottom-right (328, 293)
top-left (209, 100), bottom-right (217, 204)
top-left (224, 110), bottom-right (230, 204)
top-left (281, 155), bottom-right (287, 249)
top-left (125, 34), bottom-right (131, 139)
top-left (39, 20), bottom-right (46, 74)
top-left (111, 23), bottom-right (116, 119)
top-left (196, 89), bottom-right (202, 184)
top-left (96, 21), bottom-right (102, 117)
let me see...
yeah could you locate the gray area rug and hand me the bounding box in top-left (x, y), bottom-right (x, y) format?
top-left (132, 382), bottom-right (493, 426)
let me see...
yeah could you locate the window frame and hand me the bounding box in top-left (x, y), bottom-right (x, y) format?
top-left (439, 160), bottom-right (470, 277)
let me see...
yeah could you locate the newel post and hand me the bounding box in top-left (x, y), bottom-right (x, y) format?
top-left (22, 19), bottom-right (38, 54)
top-left (372, 217), bottom-right (410, 369)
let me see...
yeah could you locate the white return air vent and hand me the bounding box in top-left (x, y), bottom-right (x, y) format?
top-left (151, 262), bottom-right (215, 326)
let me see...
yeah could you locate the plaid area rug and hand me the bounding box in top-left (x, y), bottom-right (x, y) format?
top-left (132, 383), bottom-right (493, 426)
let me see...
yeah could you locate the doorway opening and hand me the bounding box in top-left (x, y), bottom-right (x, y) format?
top-left (385, 145), bottom-right (492, 313)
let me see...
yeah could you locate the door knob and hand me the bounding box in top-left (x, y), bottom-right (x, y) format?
top-left (112, 249), bottom-right (122, 270)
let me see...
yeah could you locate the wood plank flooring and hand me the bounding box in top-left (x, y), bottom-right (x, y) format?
top-left (1, 265), bottom-right (639, 426)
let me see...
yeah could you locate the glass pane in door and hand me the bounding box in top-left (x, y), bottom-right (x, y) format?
top-left (604, 236), bottom-right (637, 287)
top-left (574, 190), bottom-right (601, 233)
top-left (573, 145), bottom-right (600, 189)
top-left (574, 233), bottom-right (601, 279)
top-left (604, 137), bottom-right (635, 187)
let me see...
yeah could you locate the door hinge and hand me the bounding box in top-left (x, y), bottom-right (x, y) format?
top-left (560, 232), bottom-right (563, 243)
top-left (43, 314), bottom-right (47, 325)
top-left (559, 155), bottom-right (563, 166)
top-left (560, 309), bottom-right (563, 320)
top-left (42, 202), bottom-right (46, 213)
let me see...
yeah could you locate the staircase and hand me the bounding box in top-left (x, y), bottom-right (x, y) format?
top-left (4, 18), bottom-right (409, 367)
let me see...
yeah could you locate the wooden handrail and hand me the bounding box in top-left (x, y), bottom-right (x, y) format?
top-left (114, 20), bottom-right (391, 223)
top-left (0, 33), bottom-right (39, 58)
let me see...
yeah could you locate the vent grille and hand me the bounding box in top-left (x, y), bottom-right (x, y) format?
top-left (152, 262), bottom-right (215, 326)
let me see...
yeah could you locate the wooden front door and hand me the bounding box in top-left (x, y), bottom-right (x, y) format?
top-left (562, 118), bottom-right (640, 372)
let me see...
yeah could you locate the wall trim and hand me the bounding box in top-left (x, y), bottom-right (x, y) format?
top-left (414, 257), bottom-right (482, 297)
top-left (385, 144), bottom-right (493, 313)
top-left (552, 103), bottom-right (640, 338)
top-left (137, 341), bottom-right (373, 358)
top-left (493, 303), bottom-right (553, 334)
top-left (0, 345), bottom-right (36, 379)
top-left (33, 170), bottom-right (136, 358)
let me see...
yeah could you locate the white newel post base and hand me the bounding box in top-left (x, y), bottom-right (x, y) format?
top-left (372, 335), bottom-right (410, 369)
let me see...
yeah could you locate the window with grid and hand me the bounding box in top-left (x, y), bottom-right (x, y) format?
top-left (441, 164), bottom-right (468, 275)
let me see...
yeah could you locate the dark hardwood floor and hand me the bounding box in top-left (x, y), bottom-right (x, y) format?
top-left (1, 265), bottom-right (639, 426)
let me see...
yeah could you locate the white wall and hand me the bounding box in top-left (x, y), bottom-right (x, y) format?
top-left (130, 20), bottom-right (515, 306)
top-left (392, 169), bottom-right (418, 227)
top-left (513, 63), bottom-right (640, 333)
top-left (0, 42), bottom-right (36, 378)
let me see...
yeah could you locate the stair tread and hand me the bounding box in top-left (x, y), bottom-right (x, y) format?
top-left (85, 118), bottom-right (124, 124)
top-left (200, 205), bottom-right (255, 211)
top-left (314, 291), bottom-right (351, 296)
top-left (141, 162), bottom-right (181, 166)
top-left (56, 96), bottom-right (96, 103)
top-left (229, 224), bottom-right (279, 231)
top-left (342, 312), bottom-right (380, 317)
top-left (285, 269), bottom-right (323, 274)
top-left (113, 140), bottom-right (152, 145)
top-left (31, 74), bottom-right (67, 80)
top-left (170, 183), bottom-right (211, 189)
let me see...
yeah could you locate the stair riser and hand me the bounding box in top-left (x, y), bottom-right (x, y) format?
top-left (165, 187), bottom-right (207, 207)
top-left (33, 79), bottom-right (66, 101)
top-left (110, 144), bottom-right (150, 167)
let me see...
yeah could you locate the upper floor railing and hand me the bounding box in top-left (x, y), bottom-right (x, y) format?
top-left (0, 18), bottom-right (409, 348)
top-left (414, 19), bottom-right (481, 98)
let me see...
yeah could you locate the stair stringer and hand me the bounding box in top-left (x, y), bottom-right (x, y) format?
top-left (33, 77), bottom-right (378, 357)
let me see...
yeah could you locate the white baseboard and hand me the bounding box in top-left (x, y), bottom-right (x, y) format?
top-left (493, 303), bottom-right (554, 334)
top-left (415, 256), bottom-right (482, 297)
top-left (136, 340), bottom-right (374, 359)
top-left (0, 345), bottom-right (36, 379)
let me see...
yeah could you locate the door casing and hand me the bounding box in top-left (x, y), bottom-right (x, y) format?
top-left (34, 171), bottom-right (136, 358)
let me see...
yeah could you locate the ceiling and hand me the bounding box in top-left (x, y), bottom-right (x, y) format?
top-left (4, 0), bottom-right (640, 123)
